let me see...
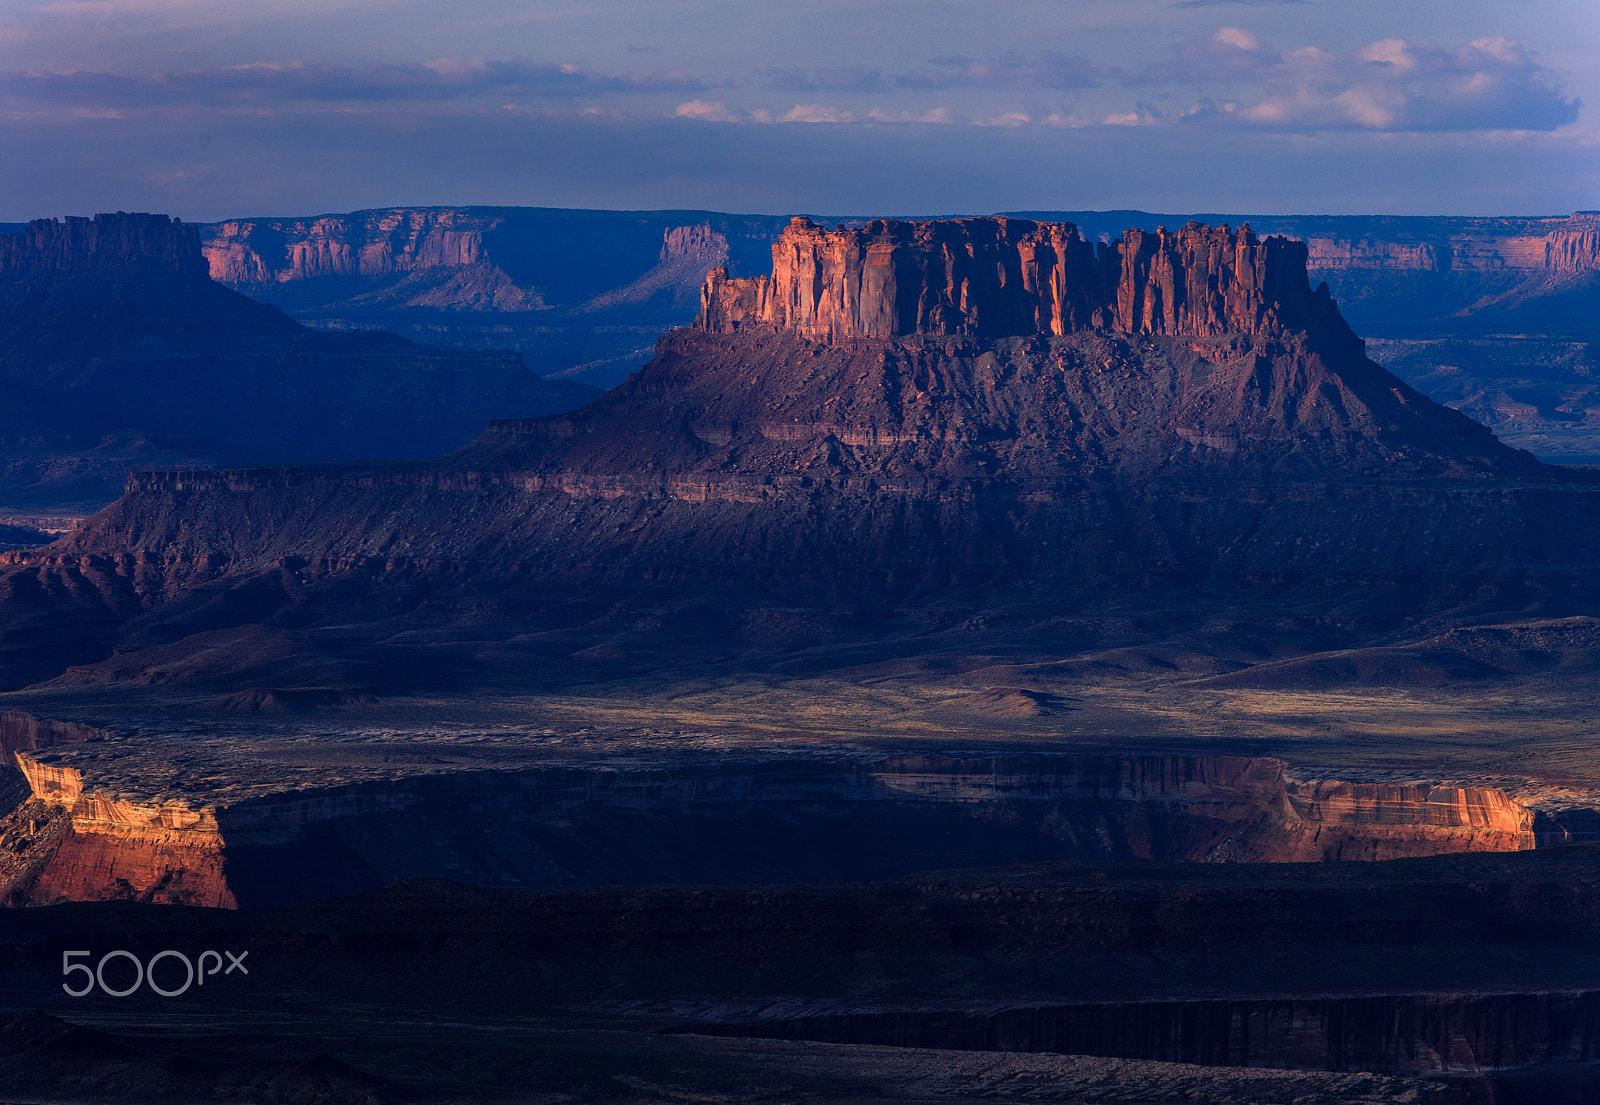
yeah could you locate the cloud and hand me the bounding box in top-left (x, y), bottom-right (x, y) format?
top-left (0, 57), bottom-right (707, 111)
top-left (1146, 30), bottom-right (1579, 132)
top-left (780, 103), bottom-right (856, 123)
top-left (6, 103), bottom-right (1595, 226)
top-left (864, 106), bottom-right (965, 124)
top-left (1, 34), bottom-right (1578, 140)
top-left (673, 99), bottom-right (740, 122)
top-left (1143, 26), bottom-right (1283, 83)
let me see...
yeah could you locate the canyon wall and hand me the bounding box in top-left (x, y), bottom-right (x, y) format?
top-left (196, 208), bottom-right (788, 386)
top-left (0, 746), bottom-right (1581, 908)
top-left (1296, 216), bottom-right (1600, 278)
top-left (699, 217), bottom-right (1355, 348)
top-left (205, 208), bottom-right (493, 284)
top-left (200, 207), bottom-right (781, 318)
top-left (0, 712), bottom-right (104, 755)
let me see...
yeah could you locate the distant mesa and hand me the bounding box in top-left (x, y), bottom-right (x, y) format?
top-left (201, 207), bottom-right (775, 316)
top-left (194, 207), bottom-right (796, 389)
top-left (193, 203), bottom-right (1600, 405)
top-left (0, 212), bottom-right (598, 508)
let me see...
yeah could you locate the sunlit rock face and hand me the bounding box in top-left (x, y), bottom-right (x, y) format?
top-left (701, 217), bottom-right (1358, 350)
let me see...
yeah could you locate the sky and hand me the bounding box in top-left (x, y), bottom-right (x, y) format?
top-left (1, 0), bottom-right (1596, 221)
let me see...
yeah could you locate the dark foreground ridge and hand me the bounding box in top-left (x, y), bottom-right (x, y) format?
top-left (4, 848), bottom-right (1600, 1101)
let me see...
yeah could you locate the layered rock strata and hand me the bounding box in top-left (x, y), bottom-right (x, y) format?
top-left (206, 208), bottom-right (489, 284)
top-left (1295, 214), bottom-right (1600, 278)
top-left (202, 207), bottom-right (784, 314)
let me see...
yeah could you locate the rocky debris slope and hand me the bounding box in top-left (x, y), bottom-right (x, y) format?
top-left (0, 213), bottom-right (597, 508)
top-left (0, 1013), bottom-right (399, 1105)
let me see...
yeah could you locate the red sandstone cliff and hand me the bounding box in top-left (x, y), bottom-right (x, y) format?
top-left (701, 217), bottom-right (1355, 350)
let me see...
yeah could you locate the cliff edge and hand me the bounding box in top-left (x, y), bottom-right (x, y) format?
top-left (0, 213), bottom-right (210, 281)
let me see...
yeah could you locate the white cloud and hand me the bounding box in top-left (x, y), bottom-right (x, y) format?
top-left (862, 106), bottom-right (963, 124)
top-left (1213, 26), bottom-right (1260, 51)
top-left (673, 99), bottom-right (739, 121)
top-left (780, 103), bottom-right (855, 123)
top-left (1042, 111), bottom-right (1093, 128)
top-left (1148, 30), bottom-right (1580, 132)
